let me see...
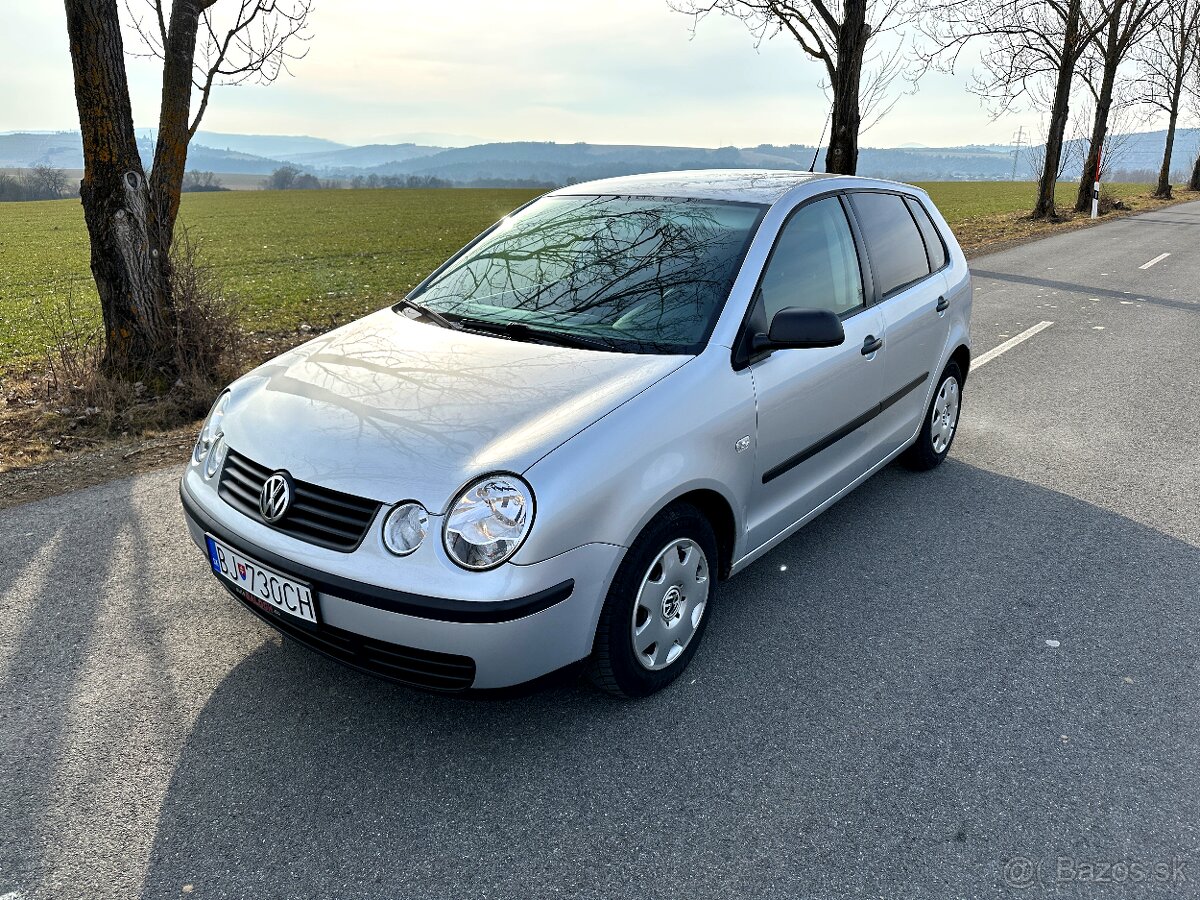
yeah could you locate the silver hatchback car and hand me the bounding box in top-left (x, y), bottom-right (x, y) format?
top-left (180, 170), bottom-right (972, 697)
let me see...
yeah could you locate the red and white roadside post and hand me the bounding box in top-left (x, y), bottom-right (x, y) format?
top-left (1091, 147), bottom-right (1103, 220)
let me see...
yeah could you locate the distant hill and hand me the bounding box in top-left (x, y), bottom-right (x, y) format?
top-left (1, 128), bottom-right (1196, 186)
top-left (289, 143), bottom-right (446, 169)
top-left (191, 130), bottom-right (347, 160)
top-left (0, 132), bottom-right (87, 169)
top-left (0, 131), bottom-right (288, 173)
top-left (349, 140), bottom-right (1036, 183)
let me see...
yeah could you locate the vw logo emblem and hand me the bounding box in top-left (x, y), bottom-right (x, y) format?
top-left (259, 472), bottom-right (294, 523)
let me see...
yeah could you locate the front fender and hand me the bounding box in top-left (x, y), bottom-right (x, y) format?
top-left (513, 349), bottom-right (757, 565)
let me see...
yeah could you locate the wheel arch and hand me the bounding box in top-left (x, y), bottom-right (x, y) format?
top-left (949, 343), bottom-right (971, 384)
top-left (644, 488), bottom-right (738, 581)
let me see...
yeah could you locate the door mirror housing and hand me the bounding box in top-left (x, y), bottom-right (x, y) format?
top-left (753, 307), bottom-right (846, 353)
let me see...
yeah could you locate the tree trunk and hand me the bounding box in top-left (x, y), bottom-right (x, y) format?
top-left (1033, 0), bottom-right (1081, 220)
top-left (1034, 74), bottom-right (1073, 218)
top-left (1154, 77), bottom-right (1184, 199)
top-left (825, 0), bottom-right (867, 175)
top-left (1189, 153), bottom-right (1200, 192)
top-left (1074, 12), bottom-right (1121, 212)
top-left (150, 0), bottom-right (205, 244)
top-left (64, 0), bottom-right (176, 380)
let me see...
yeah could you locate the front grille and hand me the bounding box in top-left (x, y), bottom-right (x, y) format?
top-left (218, 448), bottom-right (381, 552)
top-left (223, 582), bottom-right (476, 691)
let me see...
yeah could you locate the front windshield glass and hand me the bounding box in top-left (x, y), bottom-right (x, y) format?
top-left (409, 194), bottom-right (766, 353)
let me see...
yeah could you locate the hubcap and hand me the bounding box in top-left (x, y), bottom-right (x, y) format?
top-left (631, 538), bottom-right (709, 671)
top-left (930, 375), bottom-right (960, 454)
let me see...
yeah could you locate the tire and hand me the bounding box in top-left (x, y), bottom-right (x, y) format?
top-left (902, 361), bottom-right (963, 471)
top-left (589, 503), bottom-right (718, 698)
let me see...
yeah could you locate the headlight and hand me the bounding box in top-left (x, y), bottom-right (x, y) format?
top-left (382, 502), bottom-right (429, 556)
top-left (443, 474), bottom-right (534, 570)
top-left (192, 391), bottom-right (230, 467)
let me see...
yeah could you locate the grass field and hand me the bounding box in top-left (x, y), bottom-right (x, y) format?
top-left (0, 181), bottom-right (1179, 370)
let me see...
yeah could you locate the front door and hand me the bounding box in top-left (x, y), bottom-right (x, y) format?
top-left (745, 195), bottom-right (887, 552)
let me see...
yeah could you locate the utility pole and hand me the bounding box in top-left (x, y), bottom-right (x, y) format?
top-left (1011, 126), bottom-right (1027, 181)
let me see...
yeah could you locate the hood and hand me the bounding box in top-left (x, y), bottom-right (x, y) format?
top-left (221, 309), bottom-right (688, 510)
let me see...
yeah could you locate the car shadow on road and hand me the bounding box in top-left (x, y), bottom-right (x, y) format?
top-left (134, 460), bottom-right (1200, 900)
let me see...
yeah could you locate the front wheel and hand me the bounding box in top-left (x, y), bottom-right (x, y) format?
top-left (901, 361), bottom-right (963, 471)
top-left (589, 504), bottom-right (717, 698)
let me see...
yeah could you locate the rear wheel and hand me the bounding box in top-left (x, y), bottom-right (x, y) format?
top-left (589, 504), bottom-right (717, 698)
top-left (901, 361), bottom-right (963, 471)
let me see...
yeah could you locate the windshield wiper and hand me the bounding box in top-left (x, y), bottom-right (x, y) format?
top-left (456, 318), bottom-right (613, 352)
top-left (396, 298), bottom-right (463, 331)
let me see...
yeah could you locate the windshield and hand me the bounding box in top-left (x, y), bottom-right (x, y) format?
top-left (408, 194), bottom-right (766, 353)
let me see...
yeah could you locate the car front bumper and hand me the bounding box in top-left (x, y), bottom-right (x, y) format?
top-left (180, 468), bottom-right (625, 690)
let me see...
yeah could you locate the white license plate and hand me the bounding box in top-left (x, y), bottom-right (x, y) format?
top-left (205, 534), bottom-right (318, 624)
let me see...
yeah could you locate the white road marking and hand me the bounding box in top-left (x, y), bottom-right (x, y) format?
top-left (974, 321), bottom-right (1055, 369)
top-left (1, 891), bottom-right (28, 900)
top-left (1139, 252), bottom-right (1170, 269)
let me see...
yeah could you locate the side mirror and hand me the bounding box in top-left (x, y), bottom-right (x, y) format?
top-left (753, 307), bottom-right (845, 352)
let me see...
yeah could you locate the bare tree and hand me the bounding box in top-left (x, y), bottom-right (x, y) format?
top-left (262, 165), bottom-right (322, 189)
top-left (1134, 0), bottom-right (1200, 197)
top-left (1094, 94), bottom-right (1152, 176)
top-left (0, 166), bottom-right (71, 201)
top-left (182, 169), bottom-right (224, 191)
top-left (63, 0), bottom-right (311, 381)
top-left (28, 164), bottom-right (70, 199)
top-left (1026, 117), bottom-right (1080, 183)
top-left (669, 0), bottom-right (915, 175)
top-left (1073, 0), bottom-right (1163, 210)
top-left (922, 0), bottom-right (1107, 218)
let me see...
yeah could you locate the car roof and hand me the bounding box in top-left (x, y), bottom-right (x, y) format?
top-left (547, 169), bottom-right (921, 206)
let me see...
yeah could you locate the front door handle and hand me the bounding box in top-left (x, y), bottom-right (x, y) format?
top-left (861, 335), bottom-right (883, 356)
top-left (936, 295), bottom-right (950, 312)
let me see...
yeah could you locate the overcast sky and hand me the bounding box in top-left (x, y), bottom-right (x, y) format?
top-left (5, 0), bottom-right (1038, 149)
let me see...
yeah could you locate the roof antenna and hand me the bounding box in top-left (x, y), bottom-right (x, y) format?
top-left (809, 107), bottom-right (832, 173)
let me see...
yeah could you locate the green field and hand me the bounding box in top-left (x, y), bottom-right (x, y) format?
top-left (916, 180), bottom-right (1148, 221)
top-left (0, 181), bottom-right (1157, 369)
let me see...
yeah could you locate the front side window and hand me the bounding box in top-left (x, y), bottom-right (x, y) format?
top-left (409, 195), bottom-right (765, 353)
top-left (850, 192), bottom-right (931, 297)
top-left (758, 196), bottom-right (865, 321)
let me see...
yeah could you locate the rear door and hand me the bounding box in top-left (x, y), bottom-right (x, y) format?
top-left (743, 194), bottom-right (887, 552)
top-left (847, 191), bottom-right (950, 454)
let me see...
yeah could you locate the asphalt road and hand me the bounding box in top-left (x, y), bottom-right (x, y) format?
top-left (2, 202), bottom-right (1198, 900)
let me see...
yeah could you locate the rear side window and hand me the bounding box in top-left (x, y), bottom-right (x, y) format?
top-left (905, 197), bottom-right (948, 271)
top-left (849, 192), bottom-right (930, 297)
top-left (758, 196), bottom-right (865, 320)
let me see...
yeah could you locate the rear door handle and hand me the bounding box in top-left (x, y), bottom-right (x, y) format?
top-left (936, 295), bottom-right (950, 312)
top-left (861, 335), bottom-right (883, 356)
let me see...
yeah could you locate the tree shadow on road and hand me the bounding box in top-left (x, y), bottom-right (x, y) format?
top-left (0, 473), bottom-right (271, 900)
top-left (134, 460), bottom-right (1200, 900)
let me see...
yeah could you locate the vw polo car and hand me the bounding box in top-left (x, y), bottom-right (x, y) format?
top-left (180, 170), bottom-right (973, 697)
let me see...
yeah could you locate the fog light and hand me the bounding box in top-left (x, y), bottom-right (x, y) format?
top-left (204, 434), bottom-right (227, 479)
top-left (383, 502), bottom-right (428, 556)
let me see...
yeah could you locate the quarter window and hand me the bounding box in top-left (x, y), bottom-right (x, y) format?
top-left (758, 197), bottom-right (865, 321)
top-left (850, 192), bottom-right (930, 297)
top-left (905, 197), bottom-right (948, 271)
